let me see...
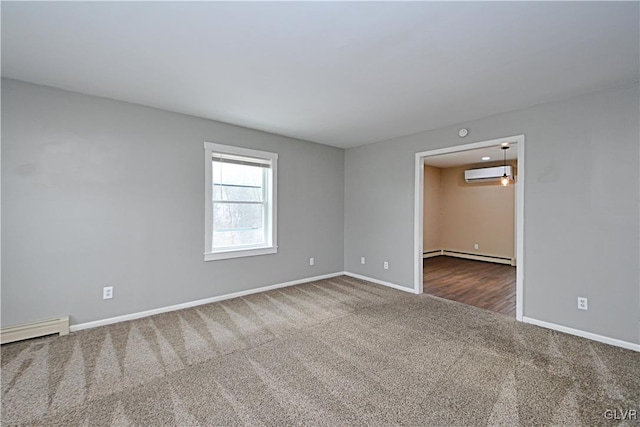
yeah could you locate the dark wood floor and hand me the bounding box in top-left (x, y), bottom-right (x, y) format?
top-left (423, 256), bottom-right (516, 316)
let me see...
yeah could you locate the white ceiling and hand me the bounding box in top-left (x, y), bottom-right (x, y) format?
top-left (423, 144), bottom-right (517, 169)
top-left (2, 2), bottom-right (638, 148)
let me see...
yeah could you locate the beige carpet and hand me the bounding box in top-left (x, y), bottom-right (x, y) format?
top-left (2, 276), bottom-right (639, 426)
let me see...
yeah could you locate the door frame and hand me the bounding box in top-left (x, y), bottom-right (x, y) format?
top-left (413, 135), bottom-right (525, 321)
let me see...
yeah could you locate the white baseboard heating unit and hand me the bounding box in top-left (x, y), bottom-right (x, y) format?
top-left (1, 316), bottom-right (70, 344)
top-left (423, 249), bottom-right (515, 266)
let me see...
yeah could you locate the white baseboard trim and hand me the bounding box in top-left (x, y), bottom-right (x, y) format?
top-left (343, 272), bottom-right (418, 294)
top-left (1, 316), bottom-right (69, 344)
top-left (70, 272), bottom-right (344, 332)
top-left (522, 316), bottom-right (639, 352)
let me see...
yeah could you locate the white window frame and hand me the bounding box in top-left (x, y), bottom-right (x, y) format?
top-left (204, 142), bottom-right (278, 261)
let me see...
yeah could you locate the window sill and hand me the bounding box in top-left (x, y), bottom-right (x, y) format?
top-left (204, 246), bottom-right (278, 261)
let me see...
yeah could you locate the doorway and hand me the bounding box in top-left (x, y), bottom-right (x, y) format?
top-left (413, 135), bottom-right (525, 320)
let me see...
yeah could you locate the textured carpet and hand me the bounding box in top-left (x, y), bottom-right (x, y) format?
top-left (2, 275), bottom-right (639, 426)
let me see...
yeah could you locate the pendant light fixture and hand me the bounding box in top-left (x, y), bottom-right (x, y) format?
top-left (500, 146), bottom-right (510, 186)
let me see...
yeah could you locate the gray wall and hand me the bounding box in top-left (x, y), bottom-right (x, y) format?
top-left (1, 79), bottom-right (345, 326)
top-left (3, 78), bottom-right (639, 346)
top-left (345, 83), bottom-right (640, 344)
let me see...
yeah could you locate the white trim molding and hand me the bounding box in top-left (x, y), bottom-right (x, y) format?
top-left (523, 316), bottom-right (640, 352)
top-left (1, 316), bottom-right (69, 344)
top-left (414, 134), bottom-right (525, 321)
top-left (204, 246), bottom-right (278, 261)
top-left (344, 272), bottom-right (418, 294)
top-left (70, 272), bottom-right (343, 332)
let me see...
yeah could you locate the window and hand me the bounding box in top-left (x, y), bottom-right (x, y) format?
top-left (204, 142), bottom-right (278, 261)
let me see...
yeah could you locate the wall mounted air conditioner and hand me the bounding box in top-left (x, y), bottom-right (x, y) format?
top-left (464, 165), bottom-right (513, 183)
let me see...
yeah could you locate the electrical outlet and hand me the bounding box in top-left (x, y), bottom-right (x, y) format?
top-left (474, 243), bottom-right (479, 250)
top-left (577, 297), bottom-right (588, 310)
top-left (360, 257), bottom-right (366, 265)
top-left (309, 257), bottom-right (314, 266)
top-left (383, 261), bottom-right (389, 270)
top-left (103, 286), bottom-right (113, 300)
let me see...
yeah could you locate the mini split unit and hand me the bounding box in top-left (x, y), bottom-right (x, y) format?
top-left (464, 166), bottom-right (513, 183)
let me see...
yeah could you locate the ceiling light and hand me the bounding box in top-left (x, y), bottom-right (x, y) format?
top-left (482, 156), bottom-right (491, 161)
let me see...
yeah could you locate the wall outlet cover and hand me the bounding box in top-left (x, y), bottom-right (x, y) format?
top-left (577, 297), bottom-right (588, 310)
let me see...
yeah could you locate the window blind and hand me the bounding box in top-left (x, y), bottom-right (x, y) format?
top-left (212, 152), bottom-right (271, 168)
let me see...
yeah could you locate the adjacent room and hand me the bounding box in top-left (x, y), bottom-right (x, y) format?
top-left (2, 2), bottom-right (639, 426)
top-left (422, 144), bottom-right (518, 316)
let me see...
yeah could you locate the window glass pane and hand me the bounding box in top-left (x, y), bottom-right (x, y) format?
top-left (213, 161), bottom-right (263, 202)
top-left (213, 183), bottom-right (263, 202)
top-left (212, 203), bottom-right (264, 248)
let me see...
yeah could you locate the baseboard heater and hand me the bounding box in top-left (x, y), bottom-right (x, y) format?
top-left (424, 249), bottom-right (515, 266)
top-left (422, 249), bottom-right (442, 259)
top-left (1, 316), bottom-right (70, 345)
